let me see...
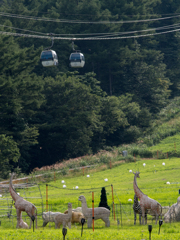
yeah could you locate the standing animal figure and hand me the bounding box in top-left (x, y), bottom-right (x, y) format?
top-left (133, 171), bottom-right (162, 224)
top-left (42, 211), bottom-right (61, 227)
top-left (78, 195), bottom-right (110, 228)
top-left (64, 210), bottom-right (84, 224)
top-left (54, 203), bottom-right (72, 229)
top-left (9, 173), bottom-right (37, 229)
top-left (133, 194), bottom-right (147, 225)
top-left (164, 196), bottom-right (180, 223)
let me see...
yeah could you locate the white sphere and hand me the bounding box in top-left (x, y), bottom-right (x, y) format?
top-left (17, 193), bottom-right (20, 195)
top-left (128, 199), bottom-right (132, 202)
top-left (87, 175), bottom-right (90, 178)
top-left (129, 170), bottom-right (132, 173)
top-left (75, 186), bottom-right (79, 189)
top-left (166, 181), bottom-right (170, 185)
top-left (104, 178), bottom-right (108, 182)
top-left (61, 180), bottom-right (65, 183)
top-left (162, 162), bottom-right (165, 166)
top-left (0, 194), bottom-right (2, 197)
top-left (143, 163), bottom-right (146, 167)
top-left (63, 185), bottom-right (66, 188)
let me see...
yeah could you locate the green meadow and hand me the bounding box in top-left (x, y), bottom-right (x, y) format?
top-left (1, 157), bottom-right (180, 239)
top-left (149, 134), bottom-right (180, 153)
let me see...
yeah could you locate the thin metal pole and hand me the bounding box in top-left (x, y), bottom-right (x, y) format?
top-left (120, 203), bottom-right (122, 227)
top-left (46, 184), bottom-right (48, 212)
top-left (92, 192), bottom-right (94, 231)
top-left (111, 184), bottom-right (115, 220)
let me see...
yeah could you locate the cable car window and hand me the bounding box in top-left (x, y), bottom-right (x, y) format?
top-left (41, 51), bottom-right (53, 60)
top-left (70, 54), bottom-right (81, 60)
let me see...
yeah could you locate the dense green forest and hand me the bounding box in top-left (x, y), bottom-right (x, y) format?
top-left (0, 0), bottom-right (180, 177)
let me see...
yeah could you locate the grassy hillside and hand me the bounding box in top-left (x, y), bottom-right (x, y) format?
top-left (1, 157), bottom-right (180, 239)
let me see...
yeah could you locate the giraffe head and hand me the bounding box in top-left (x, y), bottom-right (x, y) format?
top-left (133, 171), bottom-right (140, 178)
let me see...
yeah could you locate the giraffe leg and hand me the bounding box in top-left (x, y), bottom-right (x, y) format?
top-left (141, 209), bottom-right (146, 225)
top-left (139, 213), bottom-right (141, 225)
top-left (145, 212), bottom-right (147, 225)
top-left (36, 215), bottom-right (37, 229)
top-left (16, 209), bottom-right (21, 228)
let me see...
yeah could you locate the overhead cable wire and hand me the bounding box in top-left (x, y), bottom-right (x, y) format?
top-left (0, 27), bottom-right (180, 40)
top-left (1, 22), bottom-right (180, 37)
top-left (2, 7), bottom-right (180, 17)
top-left (0, 11), bottom-right (180, 24)
top-left (0, 24), bottom-right (45, 35)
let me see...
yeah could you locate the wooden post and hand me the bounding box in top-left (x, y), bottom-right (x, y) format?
top-left (92, 192), bottom-right (94, 231)
top-left (54, 171), bottom-right (56, 182)
top-left (46, 184), bottom-right (48, 212)
top-left (26, 178), bottom-right (28, 191)
top-left (110, 160), bottom-right (112, 169)
top-left (111, 184), bottom-right (115, 220)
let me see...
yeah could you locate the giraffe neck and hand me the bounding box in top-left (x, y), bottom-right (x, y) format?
top-left (133, 175), bottom-right (145, 200)
top-left (9, 173), bottom-right (20, 202)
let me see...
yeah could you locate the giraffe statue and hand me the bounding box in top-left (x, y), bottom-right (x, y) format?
top-left (9, 172), bottom-right (37, 229)
top-left (133, 171), bottom-right (162, 224)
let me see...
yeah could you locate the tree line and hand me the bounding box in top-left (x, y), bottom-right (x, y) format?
top-left (0, 0), bottom-right (179, 178)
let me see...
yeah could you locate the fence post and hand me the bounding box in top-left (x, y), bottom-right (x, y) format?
top-left (92, 192), bottom-right (94, 232)
top-left (46, 184), bottom-right (48, 212)
top-left (111, 184), bottom-right (115, 220)
top-left (54, 171), bottom-right (56, 182)
top-left (26, 178), bottom-right (28, 191)
top-left (120, 203), bottom-right (122, 227)
top-left (110, 160), bottom-right (112, 169)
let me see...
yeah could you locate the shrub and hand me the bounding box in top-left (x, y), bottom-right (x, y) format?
top-left (99, 156), bottom-right (111, 164)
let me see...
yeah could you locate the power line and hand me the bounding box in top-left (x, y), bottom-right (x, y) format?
top-left (2, 7), bottom-right (180, 18)
top-left (0, 27), bottom-right (179, 41)
top-left (0, 11), bottom-right (180, 24)
top-left (1, 22), bottom-right (180, 37)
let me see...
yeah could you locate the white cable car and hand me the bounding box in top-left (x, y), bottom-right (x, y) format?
top-left (40, 50), bottom-right (58, 67)
top-left (69, 42), bottom-right (85, 68)
top-left (69, 51), bottom-right (85, 68)
top-left (40, 34), bottom-right (58, 67)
